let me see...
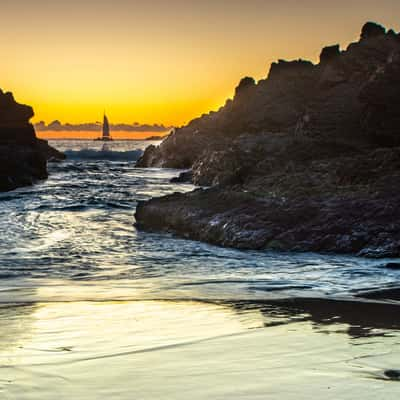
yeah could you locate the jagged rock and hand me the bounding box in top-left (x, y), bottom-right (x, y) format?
top-left (267, 59), bottom-right (314, 80)
top-left (135, 144), bottom-right (158, 167)
top-left (320, 45), bottom-right (341, 64)
top-left (170, 170), bottom-right (193, 183)
top-left (136, 145), bottom-right (400, 257)
top-left (360, 22), bottom-right (386, 40)
top-left (37, 139), bottom-right (66, 162)
top-left (0, 90), bottom-right (34, 124)
top-left (137, 22), bottom-right (400, 170)
top-left (0, 88), bottom-right (64, 192)
top-left (135, 22), bottom-right (400, 257)
top-left (359, 50), bottom-right (400, 146)
top-left (0, 145), bottom-right (47, 192)
top-left (234, 77), bottom-right (256, 97)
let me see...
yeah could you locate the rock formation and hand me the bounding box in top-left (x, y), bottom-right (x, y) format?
top-left (0, 89), bottom-right (65, 192)
top-left (135, 22), bottom-right (400, 257)
top-left (137, 22), bottom-right (400, 169)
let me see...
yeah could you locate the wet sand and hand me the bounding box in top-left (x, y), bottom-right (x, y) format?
top-left (1, 298), bottom-right (399, 399)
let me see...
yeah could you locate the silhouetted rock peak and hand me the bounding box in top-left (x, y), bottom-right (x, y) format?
top-left (360, 22), bottom-right (386, 40)
top-left (267, 59), bottom-right (314, 80)
top-left (0, 89), bottom-right (34, 124)
top-left (137, 21), bottom-right (400, 170)
top-left (234, 77), bottom-right (256, 97)
top-left (320, 45), bottom-right (341, 64)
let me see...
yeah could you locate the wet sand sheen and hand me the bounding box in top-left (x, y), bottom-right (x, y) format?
top-left (1, 300), bottom-right (399, 399)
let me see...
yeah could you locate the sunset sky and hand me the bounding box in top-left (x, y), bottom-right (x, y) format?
top-left (1, 0), bottom-right (400, 127)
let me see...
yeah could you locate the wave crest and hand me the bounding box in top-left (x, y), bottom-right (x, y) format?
top-left (64, 148), bottom-right (143, 161)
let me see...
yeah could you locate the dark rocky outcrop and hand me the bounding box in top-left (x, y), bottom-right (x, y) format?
top-left (0, 89), bottom-right (65, 192)
top-left (37, 138), bottom-right (65, 162)
top-left (170, 170), bottom-right (193, 183)
top-left (137, 22), bottom-right (400, 169)
top-left (136, 144), bottom-right (400, 256)
top-left (135, 23), bottom-right (400, 257)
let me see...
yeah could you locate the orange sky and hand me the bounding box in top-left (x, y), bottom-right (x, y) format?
top-left (1, 0), bottom-right (400, 128)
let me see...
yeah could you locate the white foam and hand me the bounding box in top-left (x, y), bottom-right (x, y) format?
top-left (64, 148), bottom-right (143, 161)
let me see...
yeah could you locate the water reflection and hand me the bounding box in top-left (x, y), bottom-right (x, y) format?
top-left (0, 297), bottom-right (399, 399)
top-left (229, 298), bottom-right (400, 339)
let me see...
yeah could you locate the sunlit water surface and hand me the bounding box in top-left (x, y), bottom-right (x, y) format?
top-left (0, 140), bottom-right (399, 399)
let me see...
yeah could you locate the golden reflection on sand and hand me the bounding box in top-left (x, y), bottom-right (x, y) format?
top-left (0, 300), bottom-right (399, 400)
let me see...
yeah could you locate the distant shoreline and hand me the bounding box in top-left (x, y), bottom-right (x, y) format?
top-left (37, 130), bottom-right (168, 141)
top-left (45, 138), bottom-right (163, 141)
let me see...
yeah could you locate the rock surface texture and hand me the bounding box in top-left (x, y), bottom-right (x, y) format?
top-left (0, 89), bottom-right (65, 192)
top-left (135, 22), bottom-right (400, 257)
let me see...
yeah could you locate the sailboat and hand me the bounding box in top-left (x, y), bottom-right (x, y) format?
top-left (95, 113), bottom-right (113, 141)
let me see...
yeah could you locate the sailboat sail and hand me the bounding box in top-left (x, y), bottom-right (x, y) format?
top-left (102, 114), bottom-right (110, 139)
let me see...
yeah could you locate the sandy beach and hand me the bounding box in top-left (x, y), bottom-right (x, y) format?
top-left (1, 295), bottom-right (399, 399)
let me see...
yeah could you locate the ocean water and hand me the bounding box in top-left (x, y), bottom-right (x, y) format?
top-left (0, 140), bottom-right (399, 399)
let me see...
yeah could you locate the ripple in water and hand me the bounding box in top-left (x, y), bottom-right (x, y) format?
top-left (0, 139), bottom-right (399, 303)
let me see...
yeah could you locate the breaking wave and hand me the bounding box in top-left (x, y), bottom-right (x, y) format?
top-left (64, 148), bottom-right (143, 161)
